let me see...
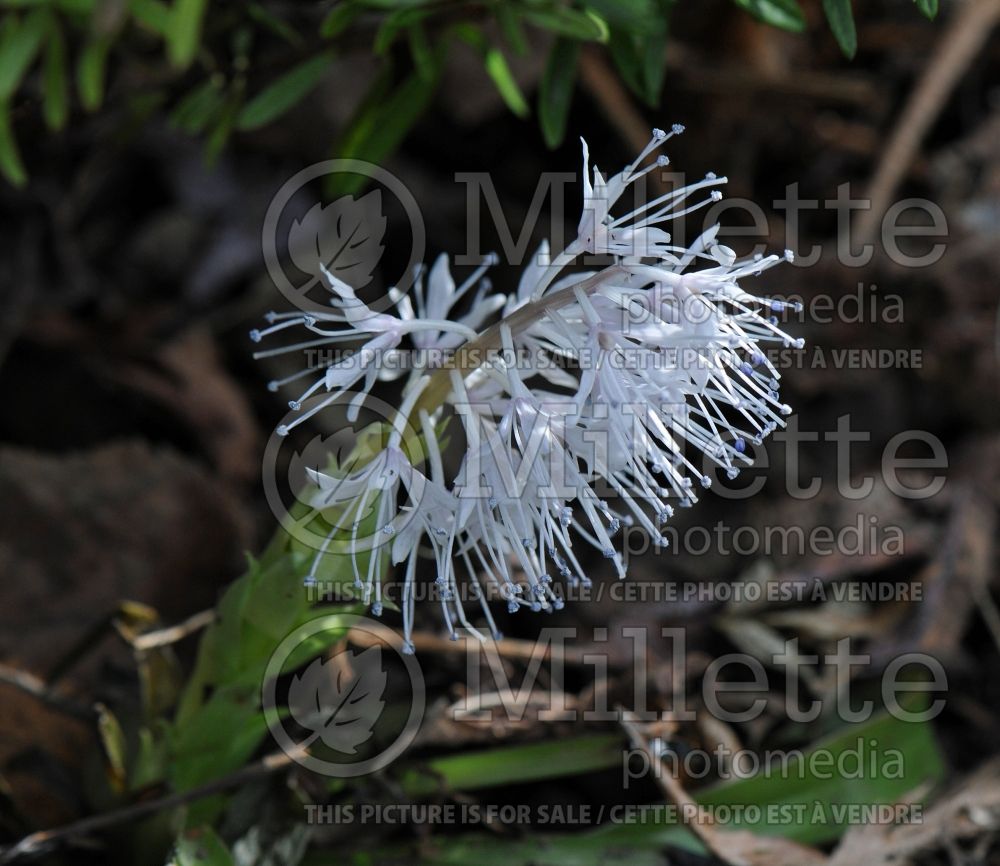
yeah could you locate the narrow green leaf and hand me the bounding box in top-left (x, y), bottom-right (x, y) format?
top-left (203, 89), bottom-right (242, 163)
top-left (484, 46), bottom-right (528, 118)
top-left (169, 77), bottom-right (224, 134)
top-left (823, 0), bottom-right (857, 58)
top-left (374, 7), bottom-right (438, 55)
top-left (42, 17), bottom-right (69, 130)
top-left (730, 0), bottom-right (806, 33)
top-left (247, 2), bottom-right (302, 46)
top-left (0, 99), bottom-right (27, 186)
top-left (130, 724), bottom-right (168, 790)
top-left (95, 702), bottom-right (129, 791)
top-left (130, 0), bottom-right (172, 35)
top-left (495, 3), bottom-right (528, 54)
top-left (608, 9), bottom-right (668, 108)
top-left (608, 26), bottom-right (643, 97)
top-left (401, 734), bottom-right (623, 797)
top-left (329, 65), bottom-right (439, 198)
top-left (914, 0), bottom-right (938, 19)
top-left (357, 710), bottom-right (945, 866)
top-left (639, 10), bottom-right (670, 105)
top-left (583, 0), bottom-right (655, 30)
top-left (319, 3), bottom-right (360, 39)
top-left (408, 23), bottom-right (434, 80)
top-left (453, 25), bottom-right (528, 119)
top-left (522, 7), bottom-right (608, 42)
top-left (0, 8), bottom-right (49, 100)
top-left (237, 50), bottom-right (334, 131)
top-left (539, 37), bottom-right (579, 148)
top-left (166, 0), bottom-right (207, 68)
top-left (76, 36), bottom-right (111, 111)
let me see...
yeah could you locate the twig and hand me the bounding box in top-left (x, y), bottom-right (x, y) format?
top-left (0, 663), bottom-right (94, 721)
top-left (856, 0), bottom-right (1000, 244)
top-left (619, 709), bottom-right (749, 866)
top-left (666, 45), bottom-right (879, 107)
top-left (346, 623), bottom-right (592, 666)
top-left (446, 689), bottom-right (572, 720)
top-left (0, 746), bottom-right (302, 863)
top-left (131, 608), bottom-right (216, 651)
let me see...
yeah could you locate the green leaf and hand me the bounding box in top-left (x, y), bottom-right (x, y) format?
top-left (130, 0), bottom-right (172, 36)
top-left (170, 77), bottom-right (225, 134)
top-left (914, 0), bottom-right (938, 19)
top-left (247, 1), bottom-right (302, 47)
top-left (169, 688), bottom-right (270, 792)
top-left (95, 702), bottom-right (129, 792)
top-left (203, 89), bottom-right (243, 163)
top-left (240, 556), bottom-right (309, 641)
top-left (328, 64), bottom-right (439, 198)
top-left (174, 826), bottom-right (236, 866)
top-left (522, 7), bottom-right (609, 42)
top-left (608, 14), bottom-right (668, 107)
top-left (350, 709), bottom-right (945, 866)
top-left (730, 0), bottom-right (806, 32)
top-left (583, 0), bottom-right (656, 30)
top-left (173, 550), bottom-right (356, 726)
top-left (822, 0), bottom-right (857, 58)
top-left (453, 25), bottom-right (528, 119)
top-left (484, 46), bottom-right (528, 118)
top-left (166, 0), bottom-right (207, 68)
top-left (42, 17), bottom-right (69, 130)
top-left (0, 99), bottom-right (27, 187)
top-left (608, 26), bottom-right (643, 96)
top-left (320, 3), bottom-right (360, 39)
top-left (76, 35), bottom-right (111, 111)
top-left (539, 37), bottom-right (579, 148)
top-left (408, 23), bottom-right (434, 80)
top-left (237, 50), bottom-right (334, 131)
top-left (495, 3), bottom-right (528, 54)
top-left (639, 1), bottom-right (673, 104)
top-left (0, 8), bottom-right (49, 100)
top-left (373, 6), bottom-right (438, 55)
top-left (130, 723), bottom-right (168, 789)
top-left (401, 734), bottom-right (623, 797)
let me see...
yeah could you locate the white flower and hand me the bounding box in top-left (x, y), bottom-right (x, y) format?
top-left (254, 126), bottom-right (804, 652)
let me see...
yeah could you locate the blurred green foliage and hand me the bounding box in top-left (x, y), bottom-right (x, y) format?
top-left (0, 0), bottom-right (939, 187)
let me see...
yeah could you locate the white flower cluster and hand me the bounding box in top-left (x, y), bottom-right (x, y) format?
top-left (254, 127), bottom-right (804, 652)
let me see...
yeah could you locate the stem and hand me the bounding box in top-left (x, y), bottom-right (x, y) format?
top-left (406, 263), bottom-right (626, 425)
